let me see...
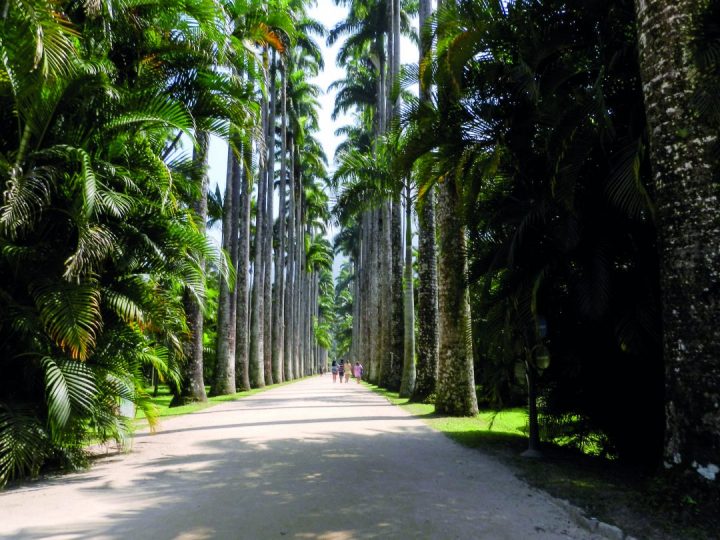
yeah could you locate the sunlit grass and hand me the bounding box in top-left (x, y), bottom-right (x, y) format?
top-left (135, 378), bottom-right (304, 425)
top-left (365, 383), bottom-right (528, 445)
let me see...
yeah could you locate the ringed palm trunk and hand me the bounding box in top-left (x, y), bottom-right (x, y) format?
top-left (634, 0), bottom-right (720, 474)
top-left (412, 0), bottom-right (438, 403)
top-left (399, 183), bottom-right (416, 397)
top-left (174, 131), bottom-right (209, 405)
top-left (236, 140), bottom-right (252, 391)
top-left (434, 178), bottom-right (478, 416)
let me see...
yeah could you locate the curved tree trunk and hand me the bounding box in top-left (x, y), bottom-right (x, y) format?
top-left (634, 0), bottom-right (720, 476)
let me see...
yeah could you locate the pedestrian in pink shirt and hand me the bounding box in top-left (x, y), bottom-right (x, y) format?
top-left (353, 362), bottom-right (363, 383)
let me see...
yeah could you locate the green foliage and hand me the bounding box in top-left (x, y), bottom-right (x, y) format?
top-left (393, 0), bottom-right (664, 464)
top-left (0, 0), bottom-right (236, 486)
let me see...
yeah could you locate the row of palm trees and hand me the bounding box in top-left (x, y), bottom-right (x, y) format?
top-left (0, 0), bottom-right (333, 486)
top-left (330, 0), bottom-right (478, 416)
top-left (330, 0), bottom-right (720, 482)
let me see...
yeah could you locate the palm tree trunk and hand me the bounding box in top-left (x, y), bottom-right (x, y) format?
top-left (412, 0), bottom-right (438, 403)
top-left (400, 183), bottom-right (416, 397)
top-left (264, 54), bottom-right (277, 386)
top-left (390, 200), bottom-right (404, 389)
top-left (435, 178), bottom-right (478, 416)
top-left (293, 151), bottom-right (303, 378)
top-left (273, 61), bottom-right (287, 384)
top-left (367, 210), bottom-right (380, 383)
top-left (284, 139), bottom-right (296, 380)
top-left (174, 131), bottom-right (209, 405)
top-left (236, 139), bottom-right (252, 392)
top-left (211, 143), bottom-right (239, 396)
top-left (634, 0), bottom-right (720, 475)
top-left (249, 86), bottom-right (268, 388)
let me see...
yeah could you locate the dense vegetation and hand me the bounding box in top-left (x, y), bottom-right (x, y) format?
top-left (329, 0), bottom-right (720, 488)
top-left (1, 0), bottom-right (719, 500)
top-left (0, 0), bottom-right (333, 486)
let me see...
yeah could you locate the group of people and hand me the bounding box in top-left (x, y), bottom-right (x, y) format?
top-left (329, 360), bottom-right (363, 383)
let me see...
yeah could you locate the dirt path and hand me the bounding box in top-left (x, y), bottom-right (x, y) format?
top-left (0, 377), bottom-right (603, 539)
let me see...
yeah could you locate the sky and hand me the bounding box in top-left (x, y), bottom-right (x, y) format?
top-left (205, 0), bottom-right (418, 275)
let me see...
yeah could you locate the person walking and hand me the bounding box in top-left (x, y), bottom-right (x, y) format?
top-left (344, 362), bottom-right (351, 383)
top-left (337, 361), bottom-right (345, 383)
top-left (353, 362), bottom-right (363, 383)
top-left (331, 360), bottom-right (338, 383)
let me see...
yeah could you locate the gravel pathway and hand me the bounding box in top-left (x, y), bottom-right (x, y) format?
top-left (0, 376), bottom-right (603, 539)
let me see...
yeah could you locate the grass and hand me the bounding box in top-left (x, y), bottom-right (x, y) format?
top-left (366, 383), bottom-right (720, 540)
top-left (134, 378), bottom-right (302, 426)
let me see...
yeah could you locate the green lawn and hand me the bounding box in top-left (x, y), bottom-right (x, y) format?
top-left (366, 384), bottom-right (528, 449)
top-left (365, 383), bottom-right (719, 540)
top-left (134, 379), bottom-right (302, 426)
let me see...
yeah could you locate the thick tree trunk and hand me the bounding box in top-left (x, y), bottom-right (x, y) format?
top-left (174, 131), bottom-right (210, 405)
top-left (400, 184), bottom-right (416, 397)
top-left (435, 179), bottom-right (478, 416)
top-left (634, 0), bottom-right (720, 477)
top-left (412, 0), bottom-right (438, 403)
top-left (211, 144), bottom-right (240, 396)
top-left (235, 141), bottom-right (252, 391)
top-left (413, 186), bottom-right (439, 402)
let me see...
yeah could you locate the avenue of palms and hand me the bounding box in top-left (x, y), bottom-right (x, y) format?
top-left (1, 0), bottom-right (719, 528)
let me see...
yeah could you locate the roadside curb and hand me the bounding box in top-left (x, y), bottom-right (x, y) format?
top-left (555, 498), bottom-right (638, 540)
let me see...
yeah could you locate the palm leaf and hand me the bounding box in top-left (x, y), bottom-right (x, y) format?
top-left (42, 356), bottom-right (97, 434)
top-left (32, 280), bottom-right (102, 360)
top-left (0, 409), bottom-right (48, 487)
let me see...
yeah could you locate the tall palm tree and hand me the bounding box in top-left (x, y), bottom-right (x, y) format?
top-left (633, 0), bottom-right (720, 475)
top-left (0, 0), bottom-right (228, 484)
top-left (411, 0), bottom-right (438, 403)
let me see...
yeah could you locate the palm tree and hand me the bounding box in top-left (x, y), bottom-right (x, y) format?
top-left (0, 0), bottom-right (228, 483)
top-left (411, 0), bottom-right (438, 404)
top-left (633, 0), bottom-right (720, 475)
